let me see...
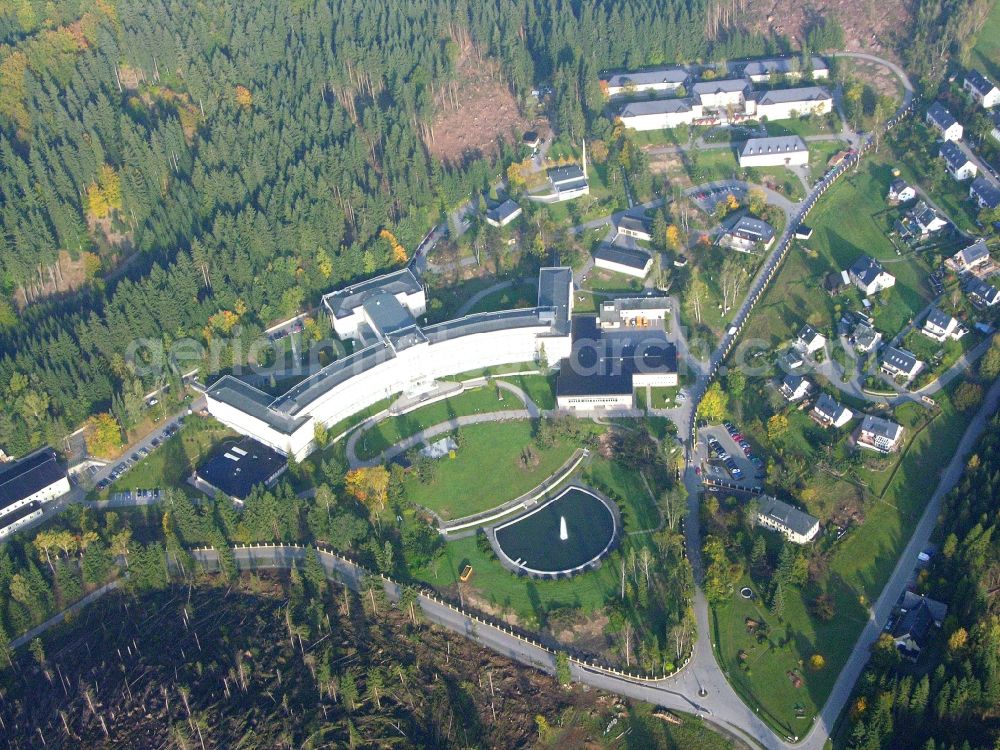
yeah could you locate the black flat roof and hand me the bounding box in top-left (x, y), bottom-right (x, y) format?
top-left (0, 448), bottom-right (66, 513)
top-left (556, 317), bottom-right (677, 397)
top-left (196, 437), bottom-right (288, 500)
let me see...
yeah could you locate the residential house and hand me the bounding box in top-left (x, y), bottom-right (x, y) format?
top-left (940, 141), bottom-right (977, 181)
top-left (691, 79), bottom-right (751, 109)
top-left (0, 447), bottom-right (71, 540)
top-left (755, 495), bottom-right (820, 544)
top-left (810, 393), bottom-right (853, 428)
top-left (781, 346), bottom-right (805, 370)
top-left (619, 97), bottom-right (703, 130)
top-left (857, 414), bottom-right (904, 453)
top-left (547, 163), bottom-right (590, 201)
top-left (616, 215), bottom-right (653, 242)
top-left (849, 255), bottom-right (896, 296)
top-left (892, 592), bottom-right (948, 659)
top-left (963, 69), bottom-right (1000, 109)
top-left (750, 86), bottom-right (833, 120)
top-left (965, 277), bottom-right (1000, 307)
top-left (945, 238), bottom-right (990, 272)
top-left (484, 199), bottom-right (522, 228)
top-left (738, 56), bottom-right (830, 83)
top-left (739, 135), bottom-right (809, 167)
top-left (795, 224), bottom-right (813, 240)
top-left (779, 373), bottom-right (811, 402)
top-left (887, 178), bottom-right (916, 203)
top-left (796, 324), bottom-right (827, 354)
top-left (926, 102), bottom-right (963, 142)
top-left (603, 68), bottom-right (689, 98)
top-left (921, 308), bottom-right (964, 342)
top-left (718, 215), bottom-right (776, 252)
top-left (592, 244), bottom-right (652, 278)
top-left (897, 200), bottom-right (949, 241)
top-left (880, 345), bottom-right (923, 382)
top-left (969, 177), bottom-right (1000, 211)
top-left (852, 321), bottom-right (882, 353)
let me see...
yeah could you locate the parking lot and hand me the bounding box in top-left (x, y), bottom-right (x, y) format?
top-left (699, 422), bottom-right (764, 489)
top-left (95, 420), bottom-right (183, 491)
top-left (691, 183), bottom-right (748, 214)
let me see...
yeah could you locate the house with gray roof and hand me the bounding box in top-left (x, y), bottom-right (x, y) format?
top-left (963, 69), bottom-right (1000, 109)
top-left (485, 198), bottom-right (522, 228)
top-left (946, 238), bottom-right (991, 272)
top-left (755, 495), bottom-right (820, 544)
top-left (739, 135), bottom-right (808, 167)
top-left (619, 97), bottom-right (703, 130)
top-left (940, 141), bottom-right (977, 181)
top-left (751, 86), bottom-right (833, 120)
top-left (969, 177), bottom-right (1000, 211)
top-left (616, 215), bottom-right (653, 241)
top-left (779, 373), bottom-right (811, 402)
top-left (921, 308), bottom-right (964, 342)
top-left (692, 79), bottom-right (751, 108)
top-left (965, 276), bottom-right (1000, 307)
top-left (892, 592), bottom-right (947, 659)
top-left (880, 345), bottom-right (923, 382)
top-left (858, 414), bottom-right (904, 453)
top-left (849, 255), bottom-right (895, 295)
top-left (926, 102), bottom-right (963, 142)
top-left (810, 393), bottom-right (853, 428)
top-left (718, 215), bottom-right (775, 252)
top-left (603, 68), bottom-right (689, 97)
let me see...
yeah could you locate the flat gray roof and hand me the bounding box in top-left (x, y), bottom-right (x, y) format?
top-left (323, 267), bottom-right (422, 319)
top-left (422, 308), bottom-right (549, 343)
top-left (593, 244), bottom-right (652, 270)
top-left (538, 267), bottom-right (573, 334)
top-left (270, 343), bottom-right (394, 416)
top-left (206, 376), bottom-right (310, 435)
top-left (621, 98), bottom-right (695, 116)
top-left (362, 291), bottom-right (416, 337)
top-left (755, 86), bottom-right (831, 105)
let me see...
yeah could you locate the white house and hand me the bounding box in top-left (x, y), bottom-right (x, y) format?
top-left (208, 268), bottom-right (575, 460)
top-left (592, 244), bottom-right (652, 278)
top-left (751, 86), bottom-right (833, 121)
top-left (946, 239), bottom-right (991, 272)
top-left (796, 324), bottom-right (827, 354)
top-left (852, 321), bottom-right (882, 353)
top-left (966, 277), bottom-right (1000, 307)
top-left (887, 178), bottom-right (916, 203)
top-left (779, 373), bottom-right (811, 402)
top-left (616, 215), bottom-right (653, 242)
top-left (969, 177), bottom-right (1000, 211)
top-left (880, 346), bottom-right (923, 382)
top-left (739, 135), bottom-right (808, 167)
top-left (691, 79), bottom-right (751, 109)
top-left (739, 56), bottom-right (829, 83)
top-left (810, 393), bottom-right (853, 428)
top-left (857, 414), bottom-right (904, 453)
top-left (926, 102), bottom-right (963, 142)
top-left (547, 163), bottom-right (590, 201)
top-left (0, 448), bottom-right (70, 539)
top-left (964, 69), bottom-right (1000, 109)
top-left (619, 98), bottom-right (702, 130)
top-left (849, 255), bottom-right (895, 296)
top-left (755, 495), bottom-right (820, 544)
top-left (921, 308), bottom-right (964, 342)
top-left (940, 141), bottom-right (977, 181)
top-left (718, 215), bottom-right (776, 252)
top-left (603, 68), bottom-right (689, 98)
top-left (485, 199), bottom-right (522, 228)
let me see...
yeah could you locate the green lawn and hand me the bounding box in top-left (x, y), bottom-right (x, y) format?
top-left (354, 386), bottom-right (524, 460)
top-left (105, 418), bottom-right (235, 495)
top-left (583, 266), bottom-right (647, 292)
top-left (466, 280), bottom-right (538, 315)
top-left (504, 371), bottom-right (558, 410)
top-left (411, 445), bottom-right (661, 624)
top-left (684, 147), bottom-right (741, 184)
top-left (401, 420), bottom-right (581, 520)
top-left (764, 114), bottom-right (839, 138)
top-left (972, 0), bottom-right (1000, 80)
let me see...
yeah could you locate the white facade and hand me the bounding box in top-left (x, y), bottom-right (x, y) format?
top-left (327, 286), bottom-right (426, 341)
top-left (619, 100), bottom-right (703, 130)
top-left (633, 371), bottom-right (679, 388)
top-left (922, 312), bottom-right (963, 342)
top-left (557, 392), bottom-right (634, 410)
top-left (0, 506), bottom-right (44, 539)
top-left (753, 89), bottom-right (833, 121)
top-left (594, 255), bottom-right (651, 278)
top-left (0, 449), bottom-right (70, 539)
top-left (739, 136), bottom-right (808, 167)
top-left (692, 80), bottom-right (749, 109)
top-left (604, 68), bottom-right (688, 98)
top-left (858, 415), bottom-right (903, 453)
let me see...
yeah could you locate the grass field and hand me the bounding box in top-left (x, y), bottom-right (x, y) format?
top-left (583, 266), bottom-right (647, 292)
top-left (764, 115), bottom-right (839, 139)
top-left (401, 420), bottom-right (581, 520)
top-left (106, 418), bottom-right (235, 495)
top-left (466, 280), bottom-right (538, 315)
top-left (972, 0), bottom-right (1000, 79)
top-left (412, 450), bottom-right (661, 623)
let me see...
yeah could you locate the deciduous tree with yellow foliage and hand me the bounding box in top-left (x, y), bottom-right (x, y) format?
top-left (345, 466), bottom-right (390, 511)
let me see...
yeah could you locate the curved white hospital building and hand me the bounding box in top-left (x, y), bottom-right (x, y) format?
top-left (205, 267), bottom-right (574, 460)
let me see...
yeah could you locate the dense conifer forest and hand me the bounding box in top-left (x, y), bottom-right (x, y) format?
top-left (0, 0), bottom-right (783, 457)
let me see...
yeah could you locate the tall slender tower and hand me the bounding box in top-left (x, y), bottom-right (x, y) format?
top-left (581, 139), bottom-right (588, 180)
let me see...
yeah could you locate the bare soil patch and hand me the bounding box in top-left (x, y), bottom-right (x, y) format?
top-left (425, 46), bottom-right (532, 165)
top-left (743, 0), bottom-right (911, 55)
top-left (14, 249), bottom-right (90, 309)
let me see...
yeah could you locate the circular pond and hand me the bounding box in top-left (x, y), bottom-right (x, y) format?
top-left (491, 486), bottom-right (619, 578)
